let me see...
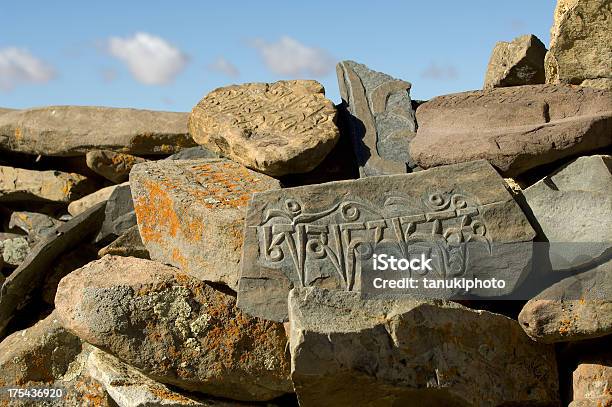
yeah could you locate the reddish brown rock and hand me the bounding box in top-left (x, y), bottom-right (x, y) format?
top-left (130, 158), bottom-right (280, 289)
top-left (411, 84), bottom-right (612, 176)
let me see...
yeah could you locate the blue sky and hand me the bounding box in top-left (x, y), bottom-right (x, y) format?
top-left (0, 1), bottom-right (556, 112)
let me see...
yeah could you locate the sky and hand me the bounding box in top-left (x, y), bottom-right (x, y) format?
top-left (0, 1), bottom-right (556, 112)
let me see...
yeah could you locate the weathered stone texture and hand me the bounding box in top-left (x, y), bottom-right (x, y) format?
top-left (9, 211), bottom-right (63, 240)
top-left (86, 150), bottom-right (147, 184)
top-left (288, 287), bottom-right (559, 407)
top-left (189, 80), bottom-right (339, 176)
top-left (337, 60), bottom-right (417, 176)
top-left (571, 363), bottom-right (612, 406)
top-left (98, 225), bottom-right (150, 259)
top-left (55, 255), bottom-right (292, 401)
top-left (484, 34), bottom-right (547, 89)
top-left (131, 158), bottom-right (280, 289)
top-left (68, 183), bottom-right (122, 216)
top-left (411, 84), bottom-right (612, 176)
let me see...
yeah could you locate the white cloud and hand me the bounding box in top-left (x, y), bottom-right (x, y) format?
top-left (420, 62), bottom-right (459, 80)
top-left (107, 32), bottom-right (188, 85)
top-left (208, 56), bottom-right (240, 77)
top-left (251, 36), bottom-right (334, 77)
top-left (0, 47), bottom-right (56, 91)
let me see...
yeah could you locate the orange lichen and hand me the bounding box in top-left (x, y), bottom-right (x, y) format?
top-left (133, 180), bottom-right (180, 243)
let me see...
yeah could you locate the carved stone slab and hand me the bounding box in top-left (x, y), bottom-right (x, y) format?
top-left (189, 80), bottom-right (339, 176)
top-left (336, 60), bottom-right (417, 177)
top-left (237, 160), bottom-right (536, 321)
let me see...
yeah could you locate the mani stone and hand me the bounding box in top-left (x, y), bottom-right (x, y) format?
top-left (130, 158), bottom-right (280, 289)
top-left (522, 155), bottom-right (612, 271)
top-left (288, 287), bottom-right (559, 407)
top-left (188, 80), bottom-right (339, 176)
top-left (0, 165), bottom-right (97, 202)
top-left (483, 34), bottom-right (547, 89)
top-left (68, 183), bottom-right (124, 216)
top-left (570, 363), bottom-right (612, 406)
top-left (9, 211), bottom-right (63, 240)
top-left (336, 60), bottom-right (418, 176)
top-left (518, 262), bottom-right (612, 343)
top-left (410, 84), bottom-right (612, 177)
top-left (545, 0), bottom-right (612, 90)
top-left (237, 160), bottom-right (536, 322)
top-left (86, 150), bottom-right (147, 184)
top-left (55, 255), bottom-right (292, 402)
top-left (0, 106), bottom-right (196, 157)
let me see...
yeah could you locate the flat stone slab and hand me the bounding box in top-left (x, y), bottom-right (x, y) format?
top-left (0, 106), bottom-right (196, 157)
top-left (411, 84), bottom-right (612, 176)
top-left (337, 60), bottom-right (417, 176)
top-left (0, 165), bottom-right (97, 203)
top-left (131, 158), bottom-right (280, 289)
top-left (571, 363), bottom-right (612, 406)
top-left (189, 80), bottom-right (339, 176)
top-left (288, 287), bottom-right (559, 407)
top-left (86, 150), bottom-right (147, 184)
top-left (68, 183), bottom-right (122, 216)
top-left (237, 160), bottom-right (536, 322)
top-left (9, 211), bottom-right (63, 240)
top-left (98, 225), bottom-right (149, 259)
top-left (55, 255), bottom-right (292, 401)
top-left (522, 155), bottom-right (612, 271)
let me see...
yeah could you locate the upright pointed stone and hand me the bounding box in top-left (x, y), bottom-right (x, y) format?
top-left (336, 60), bottom-right (418, 176)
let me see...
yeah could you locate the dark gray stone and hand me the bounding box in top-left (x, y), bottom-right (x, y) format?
top-left (237, 160), bottom-right (536, 322)
top-left (336, 60), bottom-right (418, 177)
top-left (95, 183), bottom-right (136, 244)
top-left (166, 146), bottom-right (219, 160)
top-left (9, 211), bottom-right (63, 241)
top-left (98, 225), bottom-right (150, 259)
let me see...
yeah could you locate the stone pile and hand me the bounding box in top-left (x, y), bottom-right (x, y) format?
top-left (0, 1), bottom-right (610, 405)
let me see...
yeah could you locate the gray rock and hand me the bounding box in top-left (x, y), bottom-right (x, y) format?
top-left (288, 287), bottom-right (559, 407)
top-left (87, 348), bottom-right (241, 407)
top-left (68, 183), bottom-right (123, 216)
top-left (336, 60), bottom-right (417, 176)
top-left (237, 160), bottom-right (536, 322)
top-left (98, 225), bottom-right (150, 259)
top-left (9, 210), bottom-right (63, 240)
top-left (522, 155), bottom-right (612, 271)
top-left (130, 159), bottom-right (280, 289)
top-left (0, 311), bottom-right (112, 406)
top-left (0, 105), bottom-right (196, 157)
top-left (0, 165), bottom-right (98, 203)
top-left (0, 202), bottom-right (106, 337)
top-left (518, 262), bottom-right (612, 343)
top-left (483, 34), bottom-right (547, 89)
top-left (411, 84), bottom-right (612, 177)
top-left (55, 255), bottom-right (293, 402)
top-left (166, 146), bottom-right (219, 160)
top-left (95, 183), bottom-right (136, 244)
top-left (0, 235), bottom-right (30, 267)
top-left (86, 150), bottom-right (148, 184)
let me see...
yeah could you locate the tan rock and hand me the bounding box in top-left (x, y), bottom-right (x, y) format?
top-left (0, 105), bottom-right (196, 156)
top-left (189, 80), bottom-right (339, 176)
top-left (68, 183), bottom-right (126, 216)
top-left (571, 363), bottom-right (612, 406)
top-left (98, 225), bottom-right (149, 259)
top-left (411, 84), bottom-right (612, 176)
top-left (0, 165), bottom-right (97, 203)
top-left (130, 158), bottom-right (280, 289)
top-left (545, 0), bottom-right (612, 90)
top-left (484, 34), bottom-right (547, 89)
top-left (86, 150), bottom-right (147, 184)
top-left (55, 255), bottom-right (292, 401)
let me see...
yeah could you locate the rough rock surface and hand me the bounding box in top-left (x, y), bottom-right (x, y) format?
top-left (95, 182), bottom-right (136, 243)
top-left (55, 255), bottom-right (292, 401)
top-left (0, 235), bottom-right (30, 267)
top-left (98, 225), bottom-right (150, 259)
top-left (238, 160), bottom-right (536, 322)
top-left (87, 348), bottom-right (239, 407)
top-left (68, 183), bottom-right (122, 216)
top-left (522, 155), bottom-right (612, 270)
top-left (288, 287), bottom-right (559, 407)
top-left (189, 80), bottom-right (339, 176)
top-left (570, 363), bottom-right (612, 406)
top-left (545, 0), bottom-right (612, 90)
top-left (0, 165), bottom-right (97, 202)
top-left (86, 150), bottom-right (147, 184)
top-left (336, 60), bottom-right (418, 176)
top-left (483, 34), bottom-right (547, 89)
top-left (131, 159), bottom-right (280, 289)
top-left (519, 262), bottom-right (612, 343)
top-left (0, 106), bottom-right (196, 157)
top-left (0, 202), bottom-right (107, 337)
top-left (411, 84), bottom-right (612, 176)
top-left (9, 210), bottom-right (63, 240)
top-left (167, 146), bottom-right (219, 160)
top-left (0, 311), bottom-right (112, 406)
